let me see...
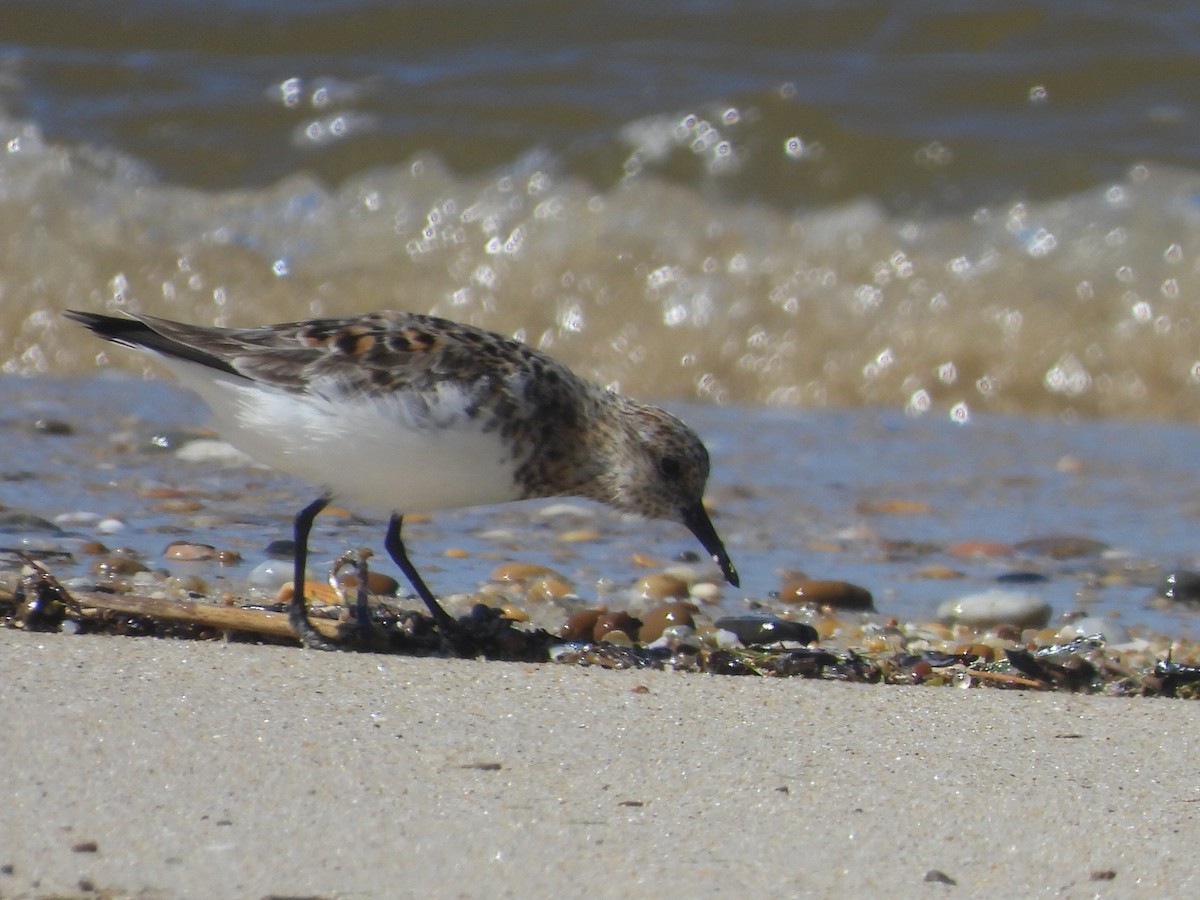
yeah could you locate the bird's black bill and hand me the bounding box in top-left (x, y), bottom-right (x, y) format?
top-left (682, 502), bottom-right (739, 588)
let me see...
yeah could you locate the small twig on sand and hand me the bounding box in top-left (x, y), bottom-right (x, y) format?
top-left (68, 590), bottom-right (337, 643)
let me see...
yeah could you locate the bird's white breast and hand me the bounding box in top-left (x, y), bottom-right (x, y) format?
top-left (164, 360), bottom-right (525, 514)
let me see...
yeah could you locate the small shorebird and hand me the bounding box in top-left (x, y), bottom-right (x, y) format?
top-left (65, 310), bottom-right (739, 650)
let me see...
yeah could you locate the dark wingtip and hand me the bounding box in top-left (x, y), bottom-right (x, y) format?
top-left (64, 309), bottom-right (241, 377)
top-left (682, 502), bottom-right (739, 589)
top-left (64, 310), bottom-right (148, 343)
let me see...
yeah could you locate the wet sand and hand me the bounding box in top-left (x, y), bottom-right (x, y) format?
top-left (2, 627), bottom-right (1197, 898)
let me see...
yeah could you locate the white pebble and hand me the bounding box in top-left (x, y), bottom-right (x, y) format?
top-left (247, 559), bottom-right (308, 591)
top-left (662, 564), bottom-right (702, 583)
top-left (175, 439), bottom-right (253, 464)
top-left (54, 510), bottom-right (103, 527)
top-left (937, 589), bottom-right (1051, 628)
top-left (710, 628), bottom-right (741, 649)
top-left (1056, 617), bottom-right (1129, 644)
top-left (537, 502), bottom-right (595, 519)
top-left (96, 517), bottom-right (127, 534)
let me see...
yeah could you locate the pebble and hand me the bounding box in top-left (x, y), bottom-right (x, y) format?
top-left (537, 502), bottom-right (594, 519)
top-left (155, 499), bottom-right (205, 514)
top-left (937, 589), bottom-right (1051, 629)
top-left (94, 556), bottom-right (150, 577)
top-left (523, 575), bottom-right (575, 602)
top-left (169, 574), bottom-right (209, 595)
top-left (53, 511), bottom-right (103, 528)
top-left (913, 565), bottom-right (964, 580)
top-left (599, 629), bottom-right (634, 647)
top-left (780, 579), bottom-right (874, 611)
top-left (1015, 535), bottom-right (1109, 559)
top-left (144, 429), bottom-right (209, 452)
top-left (946, 540), bottom-right (1014, 558)
top-left (163, 541), bottom-right (220, 561)
top-left (996, 571), bottom-right (1049, 584)
top-left (174, 439), bottom-right (252, 464)
top-left (247, 559), bottom-right (309, 591)
top-left (338, 571), bottom-right (400, 596)
top-left (593, 611), bottom-right (640, 642)
top-left (443, 547), bottom-right (471, 559)
top-left (558, 529), bottom-right (601, 543)
top-left (491, 562), bottom-right (560, 582)
top-left (957, 643), bottom-right (995, 662)
top-left (1056, 617), bottom-right (1130, 644)
top-left (264, 539), bottom-right (296, 559)
top-left (880, 540), bottom-right (943, 559)
top-left (653, 624), bottom-right (698, 649)
top-left (276, 581), bottom-right (342, 607)
top-left (561, 608), bottom-right (604, 641)
top-left (636, 573), bottom-right (690, 601)
top-left (855, 498), bottom-right (931, 515)
top-left (714, 615), bottom-right (819, 646)
top-left (1157, 570), bottom-right (1200, 602)
top-left (639, 602), bottom-right (697, 642)
top-left (1056, 454), bottom-right (1085, 474)
top-left (31, 417), bottom-right (75, 436)
top-left (137, 486), bottom-right (188, 499)
top-left (96, 518), bottom-right (127, 534)
top-left (500, 604), bottom-right (530, 622)
top-left (689, 581), bottom-right (722, 604)
top-left (0, 511), bottom-right (63, 533)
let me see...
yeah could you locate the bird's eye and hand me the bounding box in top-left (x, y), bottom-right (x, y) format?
top-left (658, 456), bottom-right (682, 479)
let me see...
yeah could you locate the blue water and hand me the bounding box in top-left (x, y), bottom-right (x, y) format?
top-left (5, 374), bottom-right (1200, 639)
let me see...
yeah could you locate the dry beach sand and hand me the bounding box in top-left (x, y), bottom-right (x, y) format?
top-left (1, 627), bottom-right (1198, 899)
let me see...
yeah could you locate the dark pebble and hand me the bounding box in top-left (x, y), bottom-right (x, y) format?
top-left (715, 615), bottom-right (818, 646)
top-left (264, 539), bottom-right (297, 559)
top-left (0, 511), bottom-right (63, 534)
top-left (1158, 570), bottom-right (1200, 602)
top-left (561, 609), bottom-right (604, 641)
top-left (593, 611), bottom-right (640, 642)
top-left (706, 649), bottom-right (758, 676)
top-left (996, 571), bottom-right (1049, 584)
top-left (32, 418), bottom-right (74, 436)
top-left (923, 869), bottom-right (957, 885)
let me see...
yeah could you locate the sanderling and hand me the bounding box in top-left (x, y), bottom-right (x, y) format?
top-left (65, 309), bottom-right (739, 651)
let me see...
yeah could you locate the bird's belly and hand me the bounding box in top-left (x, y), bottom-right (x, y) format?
top-left (186, 373), bottom-right (525, 514)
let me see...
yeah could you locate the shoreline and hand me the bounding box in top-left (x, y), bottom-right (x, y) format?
top-left (2, 627), bottom-right (1197, 898)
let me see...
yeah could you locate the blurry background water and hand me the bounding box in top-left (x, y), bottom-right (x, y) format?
top-left (4, 0), bottom-right (1200, 420)
top-left (5, 1), bottom-right (1200, 636)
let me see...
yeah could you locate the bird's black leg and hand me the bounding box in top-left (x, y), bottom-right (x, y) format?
top-left (290, 495), bottom-right (336, 649)
top-left (384, 514), bottom-right (474, 655)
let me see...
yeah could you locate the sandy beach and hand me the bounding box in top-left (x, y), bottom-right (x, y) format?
top-left (2, 627), bottom-right (1197, 899)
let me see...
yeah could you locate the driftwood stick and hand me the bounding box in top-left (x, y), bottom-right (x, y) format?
top-left (70, 590), bottom-right (342, 642)
top-left (963, 667), bottom-right (1051, 690)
